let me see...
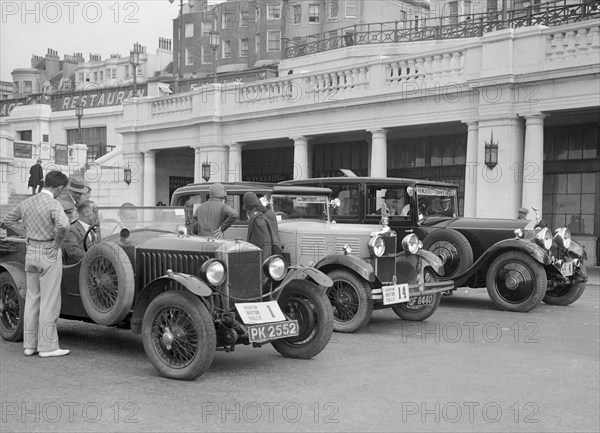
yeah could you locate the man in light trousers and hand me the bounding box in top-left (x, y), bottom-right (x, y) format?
top-left (3, 170), bottom-right (70, 357)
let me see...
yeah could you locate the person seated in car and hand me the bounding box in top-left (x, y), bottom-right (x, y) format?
top-left (436, 197), bottom-right (454, 217)
top-left (63, 200), bottom-right (98, 265)
top-left (118, 202), bottom-right (139, 228)
top-left (378, 190), bottom-right (409, 216)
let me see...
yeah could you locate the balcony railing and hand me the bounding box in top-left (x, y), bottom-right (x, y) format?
top-left (284, 1), bottom-right (600, 58)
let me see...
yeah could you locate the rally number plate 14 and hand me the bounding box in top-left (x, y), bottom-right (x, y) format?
top-left (381, 283), bottom-right (410, 305)
top-left (247, 321), bottom-right (299, 343)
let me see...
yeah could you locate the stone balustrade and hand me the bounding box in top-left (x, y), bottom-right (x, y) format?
top-left (386, 51), bottom-right (464, 85)
top-left (545, 22), bottom-right (600, 63)
top-left (151, 94), bottom-right (193, 116)
top-left (132, 20), bottom-right (598, 124)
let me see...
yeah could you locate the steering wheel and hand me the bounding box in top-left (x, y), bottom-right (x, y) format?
top-left (83, 223), bottom-right (101, 252)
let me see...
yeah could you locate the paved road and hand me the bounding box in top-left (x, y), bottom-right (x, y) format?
top-left (1, 270), bottom-right (598, 433)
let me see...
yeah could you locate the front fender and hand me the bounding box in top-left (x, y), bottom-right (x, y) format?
top-left (566, 240), bottom-right (587, 260)
top-left (280, 265), bottom-right (333, 288)
top-left (413, 249), bottom-right (445, 275)
top-left (315, 254), bottom-right (376, 283)
top-left (483, 238), bottom-right (551, 265)
top-left (451, 238), bottom-right (551, 285)
top-left (0, 262), bottom-right (26, 298)
top-left (131, 271), bottom-right (213, 334)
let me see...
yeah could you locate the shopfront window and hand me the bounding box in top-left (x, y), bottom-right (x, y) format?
top-left (543, 123), bottom-right (598, 236)
top-left (66, 126), bottom-right (108, 161)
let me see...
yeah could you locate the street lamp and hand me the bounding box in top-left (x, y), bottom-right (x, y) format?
top-left (169, 0), bottom-right (185, 92)
top-left (209, 31), bottom-right (221, 84)
top-left (75, 102), bottom-right (83, 144)
top-left (129, 49), bottom-right (140, 94)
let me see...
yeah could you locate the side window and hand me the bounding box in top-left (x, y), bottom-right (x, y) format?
top-left (367, 186), bottom-right (410, 218)
top-left (229, 193), bottom-right (268, 222)
top-left (226, 194), bottom-right (245, 222)
top-left (330, 185), bottom-right (360, 220)
top-left (178, 194), bottom-right (204, 227)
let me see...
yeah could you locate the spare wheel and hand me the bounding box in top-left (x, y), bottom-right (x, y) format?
top-left (423, 229), bottom-right (474, 278)
top-left (79, 242), bottom-right (135, 326)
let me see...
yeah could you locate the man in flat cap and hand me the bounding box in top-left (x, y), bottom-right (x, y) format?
top-left (192, 183), bottom-right (238, 238)
top-left (517, 207), bottom-right (529, 220)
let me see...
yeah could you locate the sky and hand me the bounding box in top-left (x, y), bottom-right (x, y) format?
top-left (0, 0), bottom-right (182, 81)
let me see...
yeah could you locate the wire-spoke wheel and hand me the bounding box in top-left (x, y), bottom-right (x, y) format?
top-left (325, 269), bottom-right (372, 333)
top-left (0, 273), bottom-right (24, 342)
top-left (80, 242), bottom-right (135, 325)
top-left (392, 269), bottom-right (442, 321)
top-left (142, 291), bottom-right (215, 380)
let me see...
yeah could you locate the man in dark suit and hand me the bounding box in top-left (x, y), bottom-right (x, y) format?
top-left (63, 200), bottom-right (98, 265)
top-left (58, 175), bottom-right (91, 223)
top-left (28, 159), bottom-right (44, 195)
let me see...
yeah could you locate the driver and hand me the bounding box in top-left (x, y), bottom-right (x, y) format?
top-left (118, 202), bottom-right (139, 228)
top-left (63, 200), bottom-right (98, 264)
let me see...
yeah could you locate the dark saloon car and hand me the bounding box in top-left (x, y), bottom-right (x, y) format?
top-left (0, 206), bottom-right (334, 380)
top-left (171, 183), bottom-right (454, 333)
top-left (280, 176), bottom-right (588, 313)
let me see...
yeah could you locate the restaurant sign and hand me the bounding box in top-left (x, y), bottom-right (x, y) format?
top-left (0, 85), bottom-right (147, 117)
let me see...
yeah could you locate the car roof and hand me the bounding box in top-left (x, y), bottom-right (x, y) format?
top-left (172, 182), bottom-right (332, 196)
top-left (280, 177), bottom-right (459, 188)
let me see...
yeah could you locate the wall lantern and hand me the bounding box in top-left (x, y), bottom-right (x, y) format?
top-left (124, 166), bottom-right (132, 185)
top-left (484, 131), bottom-right (499, 170)
top-left (208, 31), bottom-right (221, 84)
top-left (202, 160), bottom-right (211, 182)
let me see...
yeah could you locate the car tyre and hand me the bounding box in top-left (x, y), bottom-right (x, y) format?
top-left (0, 273), bottom-right (24, 342)
top-left (391, 269), bottom-right (442, 321)
top-left (543, 265), bottom-right (587, 306)
top-left (325, 269), bottom-right (373, 333)
top-left (423, 229), bottom-right (473, 278)
top-left (486, 251), bottom-right (547, 312)
top-left (79, 242), bottom-right (135, 326)
top-left (272, 280), bottom-right (334, 359)
top-left (142, 291), bottom-right (216, 380)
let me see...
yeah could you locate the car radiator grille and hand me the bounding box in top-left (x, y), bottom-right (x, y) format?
top-left (138, 250), bottom-right (214, 288)
top-left (225, 249), bottom-right (262, 310)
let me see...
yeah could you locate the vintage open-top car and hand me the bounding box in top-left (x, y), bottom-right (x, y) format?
top-left (281, 175), bottom-right (588, 312)
top-left (0, 206), bottom-right (334, 380)
top-left (171, 183), bottom-right (454, 333)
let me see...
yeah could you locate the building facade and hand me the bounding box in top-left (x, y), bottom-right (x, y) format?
top-left (173, 0), bottom-right (431, 78)
top-left (1, 2), bottom-right (598, 264)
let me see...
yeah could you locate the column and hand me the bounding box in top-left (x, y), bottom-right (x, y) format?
top-left (522, 114), bottom-right (545, 216)
top-left (369, 129), bottom-right (387, 177)
top-left (292, 136), bottom-right (309, 180)
top-left (193, 146), bottom-right (203, 183)
top-left (463, 121), bottom-right (479, 218)
top-left (227, 143), bottom-right (243, 182)
top-left (142, 150), bottom-right (156, 207)
top-left (475, 117), bottom-right (524, 218)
